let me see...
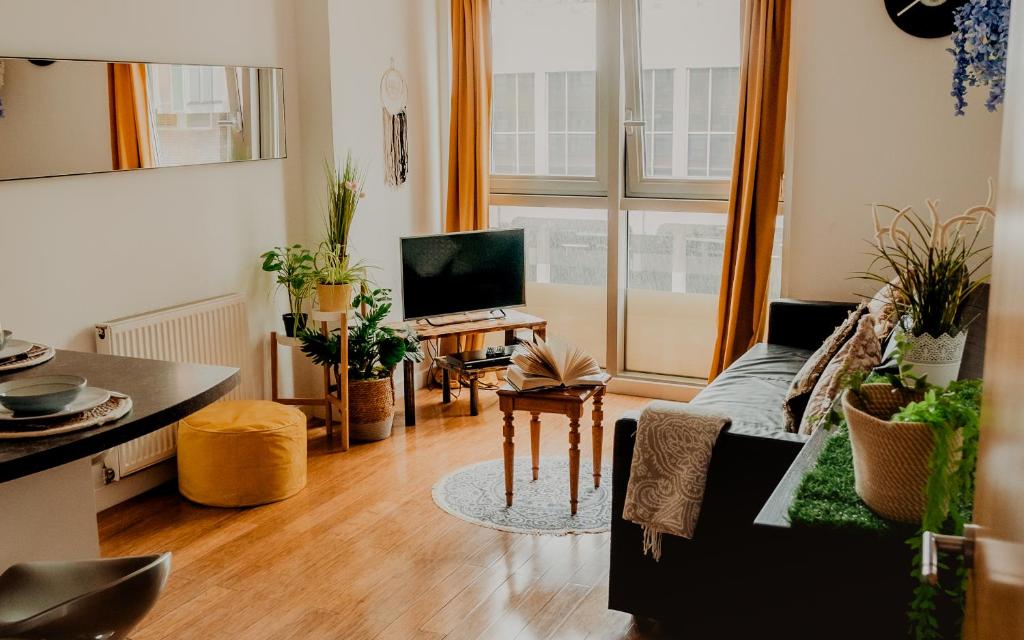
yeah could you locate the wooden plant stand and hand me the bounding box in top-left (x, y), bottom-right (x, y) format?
top-left (496, 383), bottom-right (606, 516)
top-left (270, 309), bottom-right (349, 451)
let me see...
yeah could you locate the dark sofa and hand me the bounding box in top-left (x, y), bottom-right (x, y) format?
top-left (608, 292), bottom-right (989, 637)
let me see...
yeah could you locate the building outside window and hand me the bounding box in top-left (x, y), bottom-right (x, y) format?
top-left (685, 66), bottom-right (739, 178)
top-left (492, 72), bottom-right (536, 174)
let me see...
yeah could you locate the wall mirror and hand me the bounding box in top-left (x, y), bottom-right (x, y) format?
top-left (0, 57), bottom-right (286, 181)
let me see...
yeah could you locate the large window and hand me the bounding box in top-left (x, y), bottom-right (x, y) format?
top-left (483, 0), bottom-right (785, 388)
top-left (490, 0), bottom-right (604, 194)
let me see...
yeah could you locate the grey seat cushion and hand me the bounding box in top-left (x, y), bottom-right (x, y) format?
top-left (690, 343), bottom-right (812, 442)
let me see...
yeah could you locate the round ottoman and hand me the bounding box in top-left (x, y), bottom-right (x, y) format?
top-left (177, 400), bottom-right (307, 507)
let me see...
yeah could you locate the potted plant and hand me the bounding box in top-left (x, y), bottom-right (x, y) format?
top-left (862, 183), bottom-right (994, 386)
top-left (316, 153), bottom-right (367, 312)
top-left (299, 287), bottom-right (421, 441)
top-left (260, 244), bottom-right (316, 337)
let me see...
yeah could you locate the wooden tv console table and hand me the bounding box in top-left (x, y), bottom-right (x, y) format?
top-left (401, 310), bottom-right (547, 426)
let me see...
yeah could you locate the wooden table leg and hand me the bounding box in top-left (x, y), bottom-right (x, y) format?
top-left (592, 389), bottom-right (604, 489)
top-left (504, 329), bottom-right (515, 345)
top-left (403, 359), bottom-right (416, 427)
top-left (442, 368), bottom-right (451, 404)
top-left (568, 416), bottom-right (581, 516)
top-left (530, 412), bottom-right (541, 481)
top-left (503, 411), bottom-right (515, 508)
top-left (469, 376), bottom-right (479, 416)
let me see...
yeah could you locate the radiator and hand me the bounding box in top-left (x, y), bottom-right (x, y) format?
top-left (95, 294), bottom-right (255, 478)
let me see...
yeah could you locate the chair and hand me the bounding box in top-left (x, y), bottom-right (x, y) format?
top-left (0, 553), bottom-right (171, 639)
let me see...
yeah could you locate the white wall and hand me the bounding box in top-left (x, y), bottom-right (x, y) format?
top-left (0, 0), bottom-right (306, 399)
top-left (325, 0), bottom-right (445, 312)
top-left (784, 0), bottom-right (1004, 302)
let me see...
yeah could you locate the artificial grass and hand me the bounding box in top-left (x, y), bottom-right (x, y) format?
top-left (788, 426), bottom-right (901, 534)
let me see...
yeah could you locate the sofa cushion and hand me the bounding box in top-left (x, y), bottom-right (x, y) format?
top-left (690, 343), bottom-right (812, 441)
top-left (782, 304), bottom-right (867, 432)
top-left (799, 314), bottom-right (883, 435)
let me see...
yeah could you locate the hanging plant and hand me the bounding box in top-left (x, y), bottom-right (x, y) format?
top-left (948, 0), bottom-right (1012, 115)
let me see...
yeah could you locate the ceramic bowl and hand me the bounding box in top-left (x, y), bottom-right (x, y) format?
top-left (0, 375), bottom-right (87, 415)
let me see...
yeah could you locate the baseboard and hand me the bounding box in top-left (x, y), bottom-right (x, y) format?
top-left (95, 459), bottom-right (177, 513)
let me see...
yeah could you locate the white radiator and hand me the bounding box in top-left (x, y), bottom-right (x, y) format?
top-left (95, 294), bottom-right (255, 478)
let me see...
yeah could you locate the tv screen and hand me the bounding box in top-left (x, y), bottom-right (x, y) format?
top-left (401, 229), bottom-right (526, 320)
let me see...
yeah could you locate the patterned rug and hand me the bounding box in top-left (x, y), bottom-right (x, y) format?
top-left (432, 456), bottom-right (613, 535)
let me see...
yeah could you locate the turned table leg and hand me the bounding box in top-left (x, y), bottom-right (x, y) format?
top-left (568, 416), bottom-right (581, 516)
top-left (592, 389), bottom-right (604, 489)
top-left (530, 412), bottom-right (541, 481)
top-left (503, 411), bottom-right (515, 508)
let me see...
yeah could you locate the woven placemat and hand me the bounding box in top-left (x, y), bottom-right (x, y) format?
top-left (0, 393), bottom-right (132, 439)
top-left (0, 344), bottom-right (55, 373)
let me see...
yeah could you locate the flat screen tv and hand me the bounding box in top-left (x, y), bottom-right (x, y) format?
top-left (400, 228), bottom-right (526, 321)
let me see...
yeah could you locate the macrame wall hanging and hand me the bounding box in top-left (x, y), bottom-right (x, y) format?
top-left (380, 58), bottom-right (409, 187)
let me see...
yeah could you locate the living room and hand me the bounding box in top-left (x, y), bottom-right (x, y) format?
top-left (0, 0), bottom-right (1021, 639)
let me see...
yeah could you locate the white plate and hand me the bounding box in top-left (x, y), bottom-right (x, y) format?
top-left (0, 339), bottom-right (33, 360)
top-left (0, 387), bottom-right (112, 422)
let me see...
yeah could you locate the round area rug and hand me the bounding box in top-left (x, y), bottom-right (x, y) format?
top-left (432, 456), bottom-right (613, 535)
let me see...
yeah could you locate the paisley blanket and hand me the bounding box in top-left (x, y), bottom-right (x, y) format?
top-left (622, 401), bottom-right (730, 560)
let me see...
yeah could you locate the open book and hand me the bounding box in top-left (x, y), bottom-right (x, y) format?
top-left (506, 338), bottom-right (608, 392)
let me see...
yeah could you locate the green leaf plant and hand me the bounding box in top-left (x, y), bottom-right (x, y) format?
top-left (299, 287), bottom-right (422, 391)
top-left (824, 342), bottom-right (982, 640)
top-left (260, 244), bottom-right (316, 329)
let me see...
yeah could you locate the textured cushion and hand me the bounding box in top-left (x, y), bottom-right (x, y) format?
top-left (177, 400), bottom-right (307, 507)
top-left (782, 304), bottom-right (867, 432)
top-left (691, 343), bottom-right (812, 441)
top-left (866, 280), bottom-right (900, 340)
top-left (799, 315), bottom-right (882, 435)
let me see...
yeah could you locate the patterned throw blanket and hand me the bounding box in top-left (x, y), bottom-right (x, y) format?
top-left (622, 401), bottom-right (731, 561)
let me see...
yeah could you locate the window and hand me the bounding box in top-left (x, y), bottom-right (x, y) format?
top-left (686, 67), bottom-right (739, 178)
top-left (492, 72), bottom-right (536, 174)
top-left (490, 0), bottom-right (605, 194)
top-left (490, 205), bottom-right (607, 365)
top-left (624, 0), bottom-right (742, 198)
top-left (547, 71), bottom-right (596, 176)
top-left (625, 210), bottom-right (783, 378)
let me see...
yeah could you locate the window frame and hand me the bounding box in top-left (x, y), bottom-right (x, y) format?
top-left (621, 0), bottom-right (736, 200)
top-left (489, 0), bottom-right (614, 197)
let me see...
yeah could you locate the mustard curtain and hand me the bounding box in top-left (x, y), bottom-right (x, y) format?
top-left (445, 0), bottom-right (492, 233)
top-left (443, 0), bottom-right (493, 358)
top-left (108, 63), bottom-right (155, 170)
top-left (708, 0), bottom-right (792, 381)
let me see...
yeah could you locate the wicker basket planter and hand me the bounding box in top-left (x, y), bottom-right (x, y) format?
top-left (348, 377), bottom-right (395, 441)
top-left (842, 383), bottom-right (960, 523)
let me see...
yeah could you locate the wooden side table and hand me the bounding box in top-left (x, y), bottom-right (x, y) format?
top-left (496, 383), bottom-right (606, 516)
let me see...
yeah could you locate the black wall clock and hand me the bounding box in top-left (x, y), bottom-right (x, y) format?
top-left (883, 0), bottom-right (970, 38)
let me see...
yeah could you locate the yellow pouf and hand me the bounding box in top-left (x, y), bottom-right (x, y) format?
top-left (177, 400), bottom-right (307, 507)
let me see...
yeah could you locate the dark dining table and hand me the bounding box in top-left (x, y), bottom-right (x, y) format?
top-left (0, 349), bottom-right (238, 570)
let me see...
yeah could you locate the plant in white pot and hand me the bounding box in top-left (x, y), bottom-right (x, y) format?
top-left (299, 287), bottom-right (421, 441)
top-left (863, 183), bottom-right (995, 387)
top-left (316, 154), bottom-right (367, 312)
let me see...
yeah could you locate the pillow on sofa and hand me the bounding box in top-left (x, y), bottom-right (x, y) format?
top-left (782, 304), bottom-right (867, 432)
top-left (867, 280), bottom-right (900, 340)
top-left (799, 314), bottom-right (882, 435)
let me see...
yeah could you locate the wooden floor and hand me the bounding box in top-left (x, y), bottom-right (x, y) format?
top-left (100, 387), bottom-right (664, 640)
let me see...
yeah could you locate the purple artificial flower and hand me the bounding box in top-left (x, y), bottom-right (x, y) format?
top-left (948, 0), bottom-right (1012, 115)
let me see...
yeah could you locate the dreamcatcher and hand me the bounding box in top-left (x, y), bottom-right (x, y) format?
top-left (380, 58), bottom-right (408, 187)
